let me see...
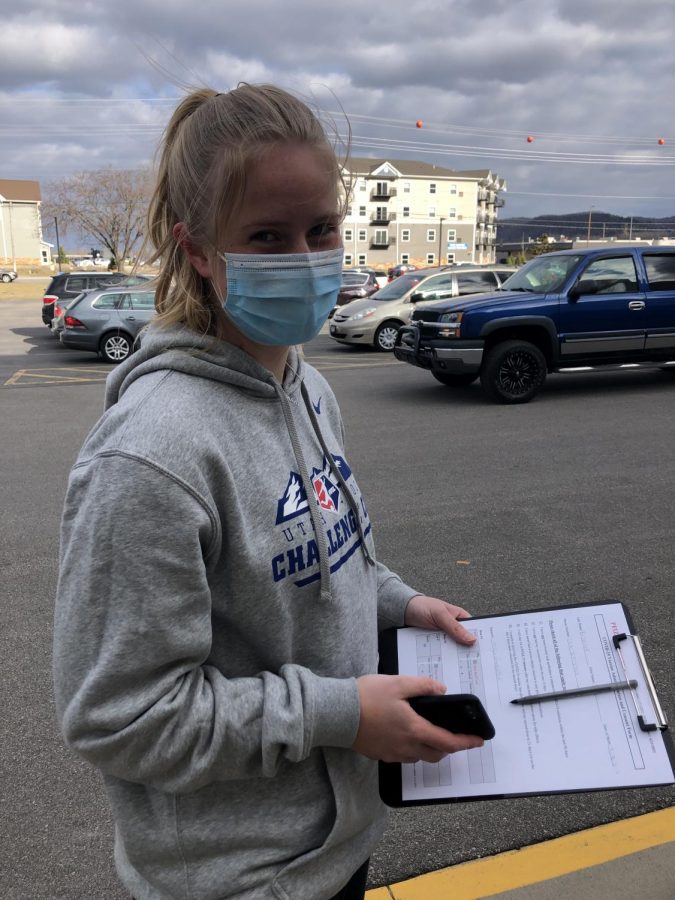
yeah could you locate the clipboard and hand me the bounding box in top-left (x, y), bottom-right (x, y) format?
top-left (378, 600), bottom-right (674, 807)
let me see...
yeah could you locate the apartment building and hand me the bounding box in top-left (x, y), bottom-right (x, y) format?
top-left (341, 159), bottom-right (506, 268)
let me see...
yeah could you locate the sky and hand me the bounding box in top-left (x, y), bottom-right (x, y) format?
top-left (2, 0), bottom-right (675, 238)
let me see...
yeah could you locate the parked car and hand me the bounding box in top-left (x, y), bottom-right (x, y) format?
top-left (41, 272), bottom-right (149, 328)
top-left (1, 267), bottom-right (17, 282)
top-left (336, 271), bottom-right (380, 308)
top-left (350, 266), bottom-right (388, 289)
top-left (60, 284), bottom-right (156, 363)
top-left (394, 246), bottom-right (675, 403)
top-left (387, 263), bottom-right (417, 282)
top-left (329, 265), bottom-right (515, 351)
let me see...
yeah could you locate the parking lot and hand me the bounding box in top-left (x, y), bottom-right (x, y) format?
top-left (2, 294), bottom-right (674, 898)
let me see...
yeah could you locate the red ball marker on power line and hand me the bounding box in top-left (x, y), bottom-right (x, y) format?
top-left (416, 120), bottom-right (423, 128)
top-left (526, 135), bottom-right (535, 143)
top-left (658, 137), bottom-right (666, 145)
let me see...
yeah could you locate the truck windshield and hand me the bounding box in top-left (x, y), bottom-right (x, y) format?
top-left (501, 255), bottom-right (584, 293)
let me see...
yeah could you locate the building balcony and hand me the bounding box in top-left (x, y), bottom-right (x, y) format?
top-left (370, 210), bottom-right (396, 225)
top-left (370, 187), bottom-right (397, 200)
top-left (493, 197), bottom-right (505, 208)
top-left (370, 234), bottom-right (395, 248)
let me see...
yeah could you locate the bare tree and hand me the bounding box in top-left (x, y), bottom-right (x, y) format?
top-left (44, 168), bottom-right (151, 272)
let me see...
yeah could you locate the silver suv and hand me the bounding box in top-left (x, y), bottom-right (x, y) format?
top-left (329, 265), bottom-right (516, 351)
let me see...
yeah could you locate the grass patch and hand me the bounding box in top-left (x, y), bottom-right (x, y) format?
top-left (0, 278), bottom-right (51, 302)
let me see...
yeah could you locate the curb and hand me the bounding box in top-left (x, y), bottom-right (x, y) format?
top-left (366, 806), bottom-right (675, 899)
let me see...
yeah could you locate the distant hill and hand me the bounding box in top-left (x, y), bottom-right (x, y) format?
top-left (497, 211), bottom-right (675, 244)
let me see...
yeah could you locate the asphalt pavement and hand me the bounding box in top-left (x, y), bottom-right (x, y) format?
top-left (1, 297), bottom-right (673, 898)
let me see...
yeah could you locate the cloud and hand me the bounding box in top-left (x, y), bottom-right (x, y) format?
top-left (1, 0), bottom-right (675, 218)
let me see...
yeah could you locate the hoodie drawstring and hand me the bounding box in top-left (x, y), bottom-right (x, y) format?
top-left (274, 382), bottom-right (333, 603)
top-left (300, 382), bottom-right (377, 570)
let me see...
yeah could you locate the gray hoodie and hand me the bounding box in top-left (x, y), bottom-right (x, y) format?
top-left (53, 326), bottom-right (418, 900)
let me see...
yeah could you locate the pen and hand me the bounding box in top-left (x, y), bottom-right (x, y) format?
top-left (511, 679), bottom-right (638, 705)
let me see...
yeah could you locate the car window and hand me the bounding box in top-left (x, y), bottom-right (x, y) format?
top-left (65, 276), bottom-right (89, 292)
top-left (643, 254), bottom-right (675, 291)
top-left (576, 256), bottom-right (638, 294)
top-left (372, 270), bottom-right (428, 300)
top-left (93, 292), bottom-right (124, 309)
top-left (341, 273), bottom-right (369, 286)
top-left (457, 271), bottom-right (498, 294)
top-left (419, 273), bottom-right (455, 291)
top-left (128, 292), bottom-right (156, 310)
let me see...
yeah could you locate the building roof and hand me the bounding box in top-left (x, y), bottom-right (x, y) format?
top-left (344, 157), bottom-right (494, 180)
top-left (0, 179), bottom-right (41, 202)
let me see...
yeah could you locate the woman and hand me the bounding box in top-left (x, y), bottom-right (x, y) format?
top-left (53, 83), bottom-right (482, 900)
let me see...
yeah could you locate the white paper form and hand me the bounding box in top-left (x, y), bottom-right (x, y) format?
top-left (397, 602), bottom-right (673, 802)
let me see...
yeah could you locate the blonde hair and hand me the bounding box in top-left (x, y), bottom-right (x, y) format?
top-left (147, 83), bottom-right (348, 337)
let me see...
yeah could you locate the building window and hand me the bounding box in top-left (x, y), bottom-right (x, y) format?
top-left (358, 229), bottom-right (367, 241)
top-left (401, 229), bottom-right (411, 242)
top-left (426, 253), bottom-right (435, 265)
top-left (427, 229), bottom-right (436, 242)
top-left (401, 253), bottom-right (410, 264)
top-left (429, 207), bottom-right (436, 217)
top-left (402, 206), bottom-right (410, 217)
top-left (359, 181), bottom-right (366, 191)
top-left (403, 182), bottom-right (410, 193)
top-left (447, 229), bottom-right (456, 241)
top-left (344, 253), bottom-right (353, 266)
top-left (359, 206), bottom-right (366, 216)
top-left (346, 206), bottom-right (352, 216)
top-left (449, 208), bottom-right (457, 218)
top-left (344, 228), bottom-right (353, 241)
top-left (373, 229), bottom-right (388, 245)
top-left (450, 183), bottom-right (457, 195)
top-left (430, 183), bottom-right (436, 194)
top-left (358, 253), bottom-right (367, 266)
top-left (446, 253), bottom-right (455, 264)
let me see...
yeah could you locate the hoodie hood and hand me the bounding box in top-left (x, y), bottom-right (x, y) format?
top-left (105, 324), bottom-right (304, 410)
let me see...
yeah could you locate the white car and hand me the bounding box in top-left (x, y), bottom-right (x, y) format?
top-left (0, 267), bottom-right (17, 282)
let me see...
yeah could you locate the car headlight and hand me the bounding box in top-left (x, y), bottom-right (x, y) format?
top-left (349, 307), bottom-right (377, 321)
top-left (439, 311), bottom-right (463, 324)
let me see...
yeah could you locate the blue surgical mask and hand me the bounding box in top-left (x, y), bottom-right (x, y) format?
top-left (217, 247), bottom-right (344, 346)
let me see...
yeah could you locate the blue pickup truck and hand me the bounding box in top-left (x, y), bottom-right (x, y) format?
top-left (393, 247), bottom-right (675, 403)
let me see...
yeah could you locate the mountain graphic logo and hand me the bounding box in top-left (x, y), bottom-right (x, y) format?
top-left (312, 395), bottom-right (322, 415)
top-left (275, 455), bottom-right (353, 524)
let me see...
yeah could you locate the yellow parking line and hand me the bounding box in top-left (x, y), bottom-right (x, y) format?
top-left (367, 807), bottom-right (675, 899)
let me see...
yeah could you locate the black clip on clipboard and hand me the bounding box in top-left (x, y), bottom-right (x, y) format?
top-left (613, 632), bottom-right (668, 732)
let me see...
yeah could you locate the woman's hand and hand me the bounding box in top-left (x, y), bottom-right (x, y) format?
top-left (404, 594), bottom-right (476, 646)
top-left (351, 674), bottom-right (484, 763)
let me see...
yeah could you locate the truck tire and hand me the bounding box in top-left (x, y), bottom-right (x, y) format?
top-left (480, 339), bottom-right (547, 404)
top-left (432, 372), bottom-right (478, 387)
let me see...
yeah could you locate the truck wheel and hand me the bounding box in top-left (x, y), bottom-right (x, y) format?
top-left (480, 340), bottom-right (546, 404)
top-left (374, 320), bottom-right (401, 352)
top-left (432, 372), bottom-right (478, 387)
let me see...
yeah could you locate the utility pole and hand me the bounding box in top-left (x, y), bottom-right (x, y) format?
top-left (438, 216), bottom-right (445, 265)
top-left (586, 207), bottom-right (594, 246)
top-left (54, 216), bottom-right (62, 272)
top-left (629, 216), bottom-right (633, 240)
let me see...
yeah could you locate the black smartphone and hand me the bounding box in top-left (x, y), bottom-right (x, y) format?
top-left (408, 693), bottom-right (495, 740)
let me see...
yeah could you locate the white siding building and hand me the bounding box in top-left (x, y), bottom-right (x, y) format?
top-left (341, 159), bottom-right (506, 268)
top-left (0, 179), bottom-right (51, 267)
